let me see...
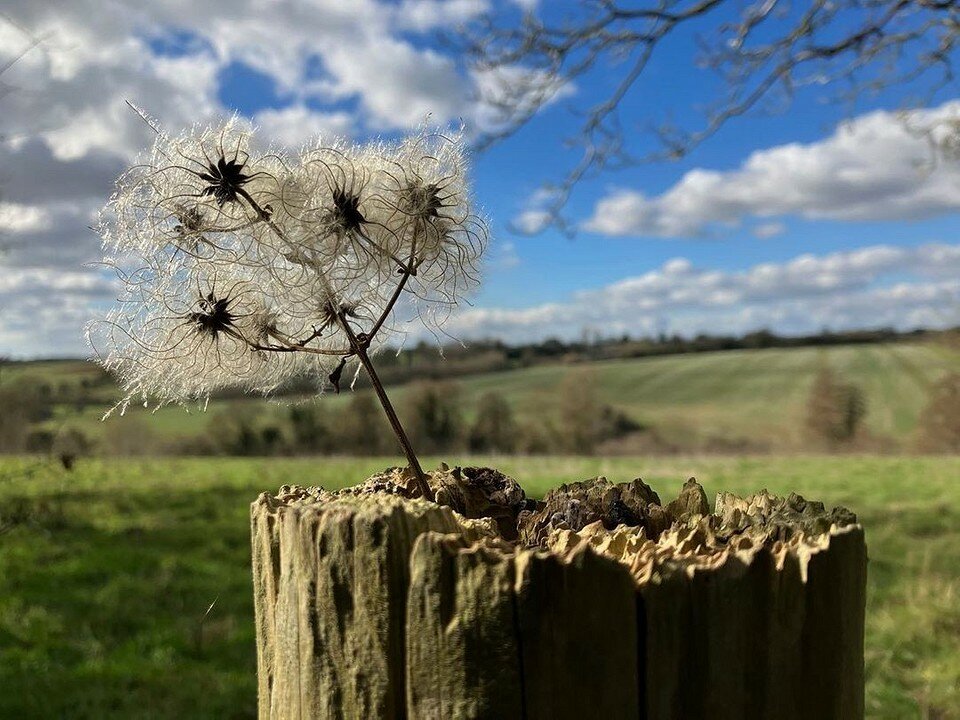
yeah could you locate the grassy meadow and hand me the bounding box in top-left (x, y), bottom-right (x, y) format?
top-left (0, 454), bottom-right (957, 718)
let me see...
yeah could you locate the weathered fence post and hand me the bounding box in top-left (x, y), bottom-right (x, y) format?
top-left (252, 469), bottom-right (866, 719)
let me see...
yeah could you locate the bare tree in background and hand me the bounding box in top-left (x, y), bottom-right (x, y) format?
top-left (468, 391), bottom-right (517, 453)
top-left (916, 371), bottom-right (960, 451)
top-left (0, 15), bottom-right (44, 125)
top-left (464, 0), bottom-right (960, 229)
top-left (804, 365), bottom-right (867, 448)
top-left (0, 17), bottom-right (46, 258)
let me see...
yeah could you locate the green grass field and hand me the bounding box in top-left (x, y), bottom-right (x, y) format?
top-left (13, 341), bottom-right (960, 450)
top-left (0, 455), bottom-right (957, 718)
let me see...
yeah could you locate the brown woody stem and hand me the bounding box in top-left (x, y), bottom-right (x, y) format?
top-left (240, 189), bottom-right (430, 496)
top-left (339, 314), bottom-right (431, 500)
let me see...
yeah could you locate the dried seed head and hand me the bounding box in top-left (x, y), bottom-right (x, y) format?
top-left (198, 155), bottom-right (254, 206)
top-left (331, 187), bottom-right (366, 232)
top-left (185, 291), bottom-right (239, 340)
top-left (89, 120), bottom-right (488, 410)
top-left (173, 205), bottom-right (204, 235)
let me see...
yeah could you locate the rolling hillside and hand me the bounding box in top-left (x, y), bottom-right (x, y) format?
top-left (5, 341), bottom-right (960, 452)
top-left (435, 341), bottom-right (960, 449)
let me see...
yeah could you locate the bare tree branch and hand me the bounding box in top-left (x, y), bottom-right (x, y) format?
top-left (0, 16), bottom-right (49, 259)
top-left (463, 0), bottom-right (960, 229)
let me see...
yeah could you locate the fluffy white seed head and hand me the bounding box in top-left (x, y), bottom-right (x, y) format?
top-left (89, 120), bottom-right (487, 411)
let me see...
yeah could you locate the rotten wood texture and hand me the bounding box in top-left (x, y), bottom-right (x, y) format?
top-left (250, 481), bottom-right (497, 720)
top-left (252, 468), bottom-right (866, 720)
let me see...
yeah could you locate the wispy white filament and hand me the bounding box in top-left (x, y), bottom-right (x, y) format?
top-left (88, 118), bottom-right (487, 412)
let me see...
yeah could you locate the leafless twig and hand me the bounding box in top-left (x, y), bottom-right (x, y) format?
top-left (463, 0), bottom-right (960, 228)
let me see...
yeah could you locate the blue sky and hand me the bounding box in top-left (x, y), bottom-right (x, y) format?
top-left (1, 0), bottom-right (959, 355)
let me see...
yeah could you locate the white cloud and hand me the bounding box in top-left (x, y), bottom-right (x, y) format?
top-left (512, 209), bottom-right (551, 234)
top-left (0, 266), bottom-right (116, 357)
top-left (395, 0), bottom-right (489, 31)
top-left (493, 241), bottom-right (521, 269)
top-left (253, 105), bottom-right (355, 147)
top-left (753, 222), bottom-right (785, 239)
top-left (585, 102), bottom-right (960, 237)
top-left (0, 0), bottom-right (499, 167)
top-left (442, 243), bottom-right (960, 342)
top-left (0, 139), bottom-right (124, 205)
top-left (322, 40), bottom-right (463, 130)
top-left (0, 199), bottom-right (101, 270)
top-left (472, 64), bottom-right (575, 136)
top-left (0, 267), bottom-right (114, 295)
top-left (0, 202), bottom-right (52, 233)
top-left (510, 185), bottom-right (568, 234)
top-left (0, 1), bottom-right (515, 356)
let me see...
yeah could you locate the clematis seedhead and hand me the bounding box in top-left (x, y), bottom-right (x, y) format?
top-left (89, 119), bottom-right (487, 416)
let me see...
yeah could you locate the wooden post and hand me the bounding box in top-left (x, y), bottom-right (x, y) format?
top-left (251, 470), bottom-right (866, 720)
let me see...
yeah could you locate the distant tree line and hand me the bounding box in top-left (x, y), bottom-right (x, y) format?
top-left (3, 331), bottom-right (960, 460)
top-left (308, 326), bottom-right (954, 392)
top-left (0, 379), bottom-right (94, 467)
top-left (1, 326), bottom-right (951, 404)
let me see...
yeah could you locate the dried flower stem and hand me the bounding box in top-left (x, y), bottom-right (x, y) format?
top-left (338, 306), bottom-right (431, 498)
top-left (243, 191), bottom-right (431, 495)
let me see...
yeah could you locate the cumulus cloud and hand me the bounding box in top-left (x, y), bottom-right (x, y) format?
top-left (441, 244), bottom-right (960, 343)
top-left (0, 1), bottom-right (519, 356)
top-left (752, 222), bottom-right (786, 239)
top-left (395, 0), bottom-right (489, 31)
top-left (0, 266), bottom-right (116, 357)
top-left (493, 240), bottom-right (521, 270)
top-left (0, 0), bottom-right (474, 157)
top-left (584, 103), bottom-right (960, 237)
top-left (512, 209), bottom-right (552, 234)
top-left (322, 40), bottom-right (463, 130)
top-left (509, 186), bottom-right (567, 235)
top-left (0, 0), bottom-right (530, 255)
top-left (253, 105), bottom-right (355, 148)
top-left (0, 139), bottom-right (125, 205)
top-left (1, 202), bottom-right (101, 269)
top-left (0, 203), bottom-right (51, 233)
top-left (471, 64), bottom-right (575, 137)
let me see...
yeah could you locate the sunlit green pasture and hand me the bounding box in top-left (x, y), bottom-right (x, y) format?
top-left (0, 455), bottom-right (957, 718)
